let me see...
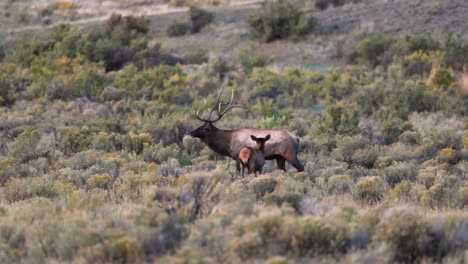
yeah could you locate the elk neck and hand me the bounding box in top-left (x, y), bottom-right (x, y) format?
top-left (202, 126), bottom-right (233, 157)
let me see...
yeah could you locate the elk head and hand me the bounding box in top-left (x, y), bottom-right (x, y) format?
top-left (250, 134), bottom-right (271, 152)
top-left (190, 79), bottom-right (244, 139)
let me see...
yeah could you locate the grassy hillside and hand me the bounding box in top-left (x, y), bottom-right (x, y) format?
top-left (0, 0), bottom-right (467, 263)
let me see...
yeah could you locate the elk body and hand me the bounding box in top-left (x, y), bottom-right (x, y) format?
top-left (239, 135), bottom-right (270, 177)
top-left (190, 82), bottom-right (304, 172)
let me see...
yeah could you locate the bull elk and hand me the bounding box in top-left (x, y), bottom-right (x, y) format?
top-left (190, 81), bottom-right (304, 172)
top-left (239, 135), bottom-right (270, 177)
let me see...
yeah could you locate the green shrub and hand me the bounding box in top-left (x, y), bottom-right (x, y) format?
top-left (438, 147), bottom-right (458, 164)
top-left (431, 67), bottom-right (456, 90)
top-left (316, 101), bottom-right (360, 138)
top-left (399, 131), bottom-right (421, 145)
top-left (355, 34), bottom-right (395, 67)
top-left (458, 187), bottom-right (468, 207)
top-left (167, 20), bottom-right (190, 36)
top-left (57, 126), bottom-right (95, 155)
top-left (68, 64), bottom-right (108, 100)
top-left (352, 147), bottom-right (378, 168)
top-left (247, 0), bottom-right (316, 42)
top-left (0, 157), bottom-right (18, 185)
top-left (143, 144), bottom-right (180, 164)
top-left (332, 135), bottom-right (366, 165)
top-left (404, 35), bottom-right (441, 53)
top-left (381, 117), bottom-right (412, 144)
top-left (87, 173), bottom-right (113, 189)
top-left (420, 184), bottom-right (450, 209)
top-left (288, 217), bottom-right (345, 255)
top-left (2, 178), bottom-right (30, 203)
top-left (0, 225), bottom-right (26, 261)
top-left (354, 176), bottom-right (386, 203)
top-left (239, 49), bottom-right (272, 74)
top-left (417, 169), bottom-right (436, 189)
top-left (387, 181), bottom-right (414, 202)
top-left (122, 132), bottom-right (152, 154)
top-left (399, 50), bottom-right (438, 77)
top-left (230, 232), bottom-right (263, 260)
top-left (0, 63), bottom-right (28, 105)
top-left (444, 34), bottom-right (468, 71)
top-left (108, 237), bottom-right (142, 263)
top-left (189, 6), bottom-right (214, 33)
top-left (184, 48), bottom-right (209, 64)
top-left (92, 38), bottom-right (131, 72)
top-left (384, 162), bottom-right (417, 188)
top-left (182, 135), bottom-right (204, 156)
top-left (7, 129), bottom-right (40, 161)
top-left (250, 177), bottom-right (278, 199)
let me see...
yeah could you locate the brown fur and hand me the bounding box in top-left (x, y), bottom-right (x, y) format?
top-left (238, 135), bottom-right (270, 177)
top-left (239, 148), bottom-right (251, 165)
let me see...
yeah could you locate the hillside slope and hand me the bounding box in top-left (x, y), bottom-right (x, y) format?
top-left (315, 0), bottom-right (468, 39)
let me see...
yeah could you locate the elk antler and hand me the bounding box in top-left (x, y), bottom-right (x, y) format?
top-left (209, 89), bottom-right (244, 123)
top-left (194, 78), bottom-right (244, 122)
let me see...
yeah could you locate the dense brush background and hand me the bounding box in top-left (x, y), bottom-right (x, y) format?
top-left (0, 0), bottom-right (467, 263)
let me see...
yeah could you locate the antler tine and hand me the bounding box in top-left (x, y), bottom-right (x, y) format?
top-left (194, 109), bottom-right (207, 122)
top-left (210, 88), bottom-right (245, 123)
top-left (206, 77), bottom-right (229, 121)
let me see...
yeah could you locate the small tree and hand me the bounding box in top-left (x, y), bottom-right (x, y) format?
top-left (248, 0), bottom-right (316, 42)
top-left (189, 6), bottom-right (214, 33)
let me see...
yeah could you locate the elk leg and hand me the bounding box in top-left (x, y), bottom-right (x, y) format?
top-left (276, 157), bottom-right (286, 171)
top-left (248, 162), bottom-right (255, 176)
top-left (239, 160), bottom-right (245, 178)
top-left (236, 160), bottom-right (241, 173)
top-left (284, 155), bottom-right (304, 172)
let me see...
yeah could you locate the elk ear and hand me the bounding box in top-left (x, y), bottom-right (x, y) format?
top-left (250, 135), bottom-right (257, 141)
top-left (265, 134), bottom-right (271, 141)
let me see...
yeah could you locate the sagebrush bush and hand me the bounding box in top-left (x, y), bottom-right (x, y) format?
top-left (420, 183), bottom-right (450, 209)
top-left (87, 173), bottom-right (113, 189)
top-left (333, 135), bottom-right (366, 166)
top-left (438, 147), bottom-right (458, 164)
top-left (354, 176), bottom-right (386, 203)
top-left (250, 177), bottom-right (278, 199)
top-left (327, 174), bottom-right (353, 195)
top-left (384, 162), bottom-right (417, 188)
top-left (374, 206), bottom-right (432, 262)
top-left (457, 187), bottom-right (468, 207)
top-left (288, 217), bottom-right (345, 255)
top-left (386, 181), bottom-right (411, 202)
top-left (1, 178), bottom-right (30, 202)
